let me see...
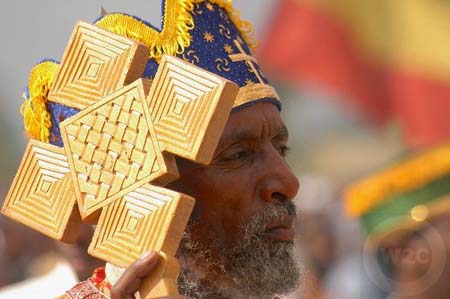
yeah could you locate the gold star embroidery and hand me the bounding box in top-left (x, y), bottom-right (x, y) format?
top-left (206, 3), bottom-right (214, 11)
top-left (223, 44), bottom-right (234, 54)
top-left (245, 79), bottom-right (255, 86)
top-left (203, 32), bottom-right (215, 43)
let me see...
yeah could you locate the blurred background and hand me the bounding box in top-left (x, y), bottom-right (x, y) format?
top-left (0, 1), bottom-right (449, 298)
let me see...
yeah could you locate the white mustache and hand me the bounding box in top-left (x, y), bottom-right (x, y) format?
top-left (239, 202), bottom-right (297, 237)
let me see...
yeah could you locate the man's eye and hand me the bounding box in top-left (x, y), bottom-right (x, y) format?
top-left (277, 145), bottom-right (290, 157)
top-left (227, 150), bottom-right (250, 161)
top-left (213, 146), bottom-right (253, 165)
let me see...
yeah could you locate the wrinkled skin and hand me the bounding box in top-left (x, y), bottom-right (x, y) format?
top-left (112, 102), bottom-right (300, 299)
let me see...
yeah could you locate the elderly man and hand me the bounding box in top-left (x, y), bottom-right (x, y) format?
top-left (5, 1), bottom-right (301, 298)
top-left (103, 2), bottom-right (302, 295)
top-left (108, 99), bottom-right (300, 299)
top-left (110, 99), bottom-right (301, 299)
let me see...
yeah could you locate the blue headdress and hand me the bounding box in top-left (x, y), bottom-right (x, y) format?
top-left (21, 0), bottom-right (281, 147)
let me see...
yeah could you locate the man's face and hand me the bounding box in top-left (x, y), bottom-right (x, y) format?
top-left (170, 102), bottom-right (301, 298)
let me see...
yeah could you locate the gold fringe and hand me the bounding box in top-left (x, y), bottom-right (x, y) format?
top-left (20, 61), bottom-right (59, 143)
top-left (233, 83), bottom-right (280, 108)
top-left (345, 145), bottom-right (450, 217)
top-left (95, 0), bottom-right (195, 62)
top-left (95, 0), bottom-right (257, 62)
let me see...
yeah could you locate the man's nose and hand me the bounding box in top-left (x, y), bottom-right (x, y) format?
top-left (260, 149), bottom-right (300, 203)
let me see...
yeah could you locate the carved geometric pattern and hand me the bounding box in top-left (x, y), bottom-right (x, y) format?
top-left (49, 21), bottom-right (149, 110)
top-left (147, 55), bottom-right (238, 164)
top-left (88, 184), bottom-right (194, 268)
top-left (2, 139), bottom-right (81, 242)
top-left (3, 21), bottom-right (240, 299)
top-left (60, 80), bottom-right (178, 221)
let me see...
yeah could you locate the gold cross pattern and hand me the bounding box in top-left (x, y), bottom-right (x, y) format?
top-left (3, 21), bottom-right (239, 299)
top-left (60, 79), bottom-right (178, 222)
top-left (49, 21), bottom-right (150, 110)
top-left (228, 38), bottom-right (265, 84)
top-left (2, 139), bottom-right (81, 242)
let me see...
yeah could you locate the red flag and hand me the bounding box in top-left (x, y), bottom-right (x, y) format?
top-left (259, 0), bottom-right (450, 148)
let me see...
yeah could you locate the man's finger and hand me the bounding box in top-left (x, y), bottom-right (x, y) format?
top-left (111, 251), bottom-right (160, 299)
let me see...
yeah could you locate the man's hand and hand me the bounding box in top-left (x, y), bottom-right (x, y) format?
top-left (110, 251), bottom-right (189, 299)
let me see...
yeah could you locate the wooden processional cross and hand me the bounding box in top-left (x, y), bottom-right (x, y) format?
top-left (2, 21), bottom-right (238, 298)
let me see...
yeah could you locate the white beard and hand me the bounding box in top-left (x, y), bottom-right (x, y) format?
top-left (176, 202), bottom-right (303, 299)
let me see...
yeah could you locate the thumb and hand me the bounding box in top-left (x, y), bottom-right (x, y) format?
top-left (111, 251), bottom-right (160, 299)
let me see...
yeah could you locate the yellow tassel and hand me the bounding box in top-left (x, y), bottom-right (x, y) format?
top-left (96, 0), bottom-right (195, 62)
top-left (20, 61), bottom-right (59, 143)
top-left (95, 0), bottom-right (257, 61)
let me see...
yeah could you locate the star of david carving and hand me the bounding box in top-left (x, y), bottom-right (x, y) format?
top-left (3, 21), bottom-right (238, 298)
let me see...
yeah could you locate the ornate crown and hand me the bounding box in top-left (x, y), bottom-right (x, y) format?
top-left (21, 0), bottom-right (280, 146)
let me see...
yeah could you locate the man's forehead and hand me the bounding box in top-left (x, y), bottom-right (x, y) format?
top-left (218, 105), bottom-right (288, 145)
